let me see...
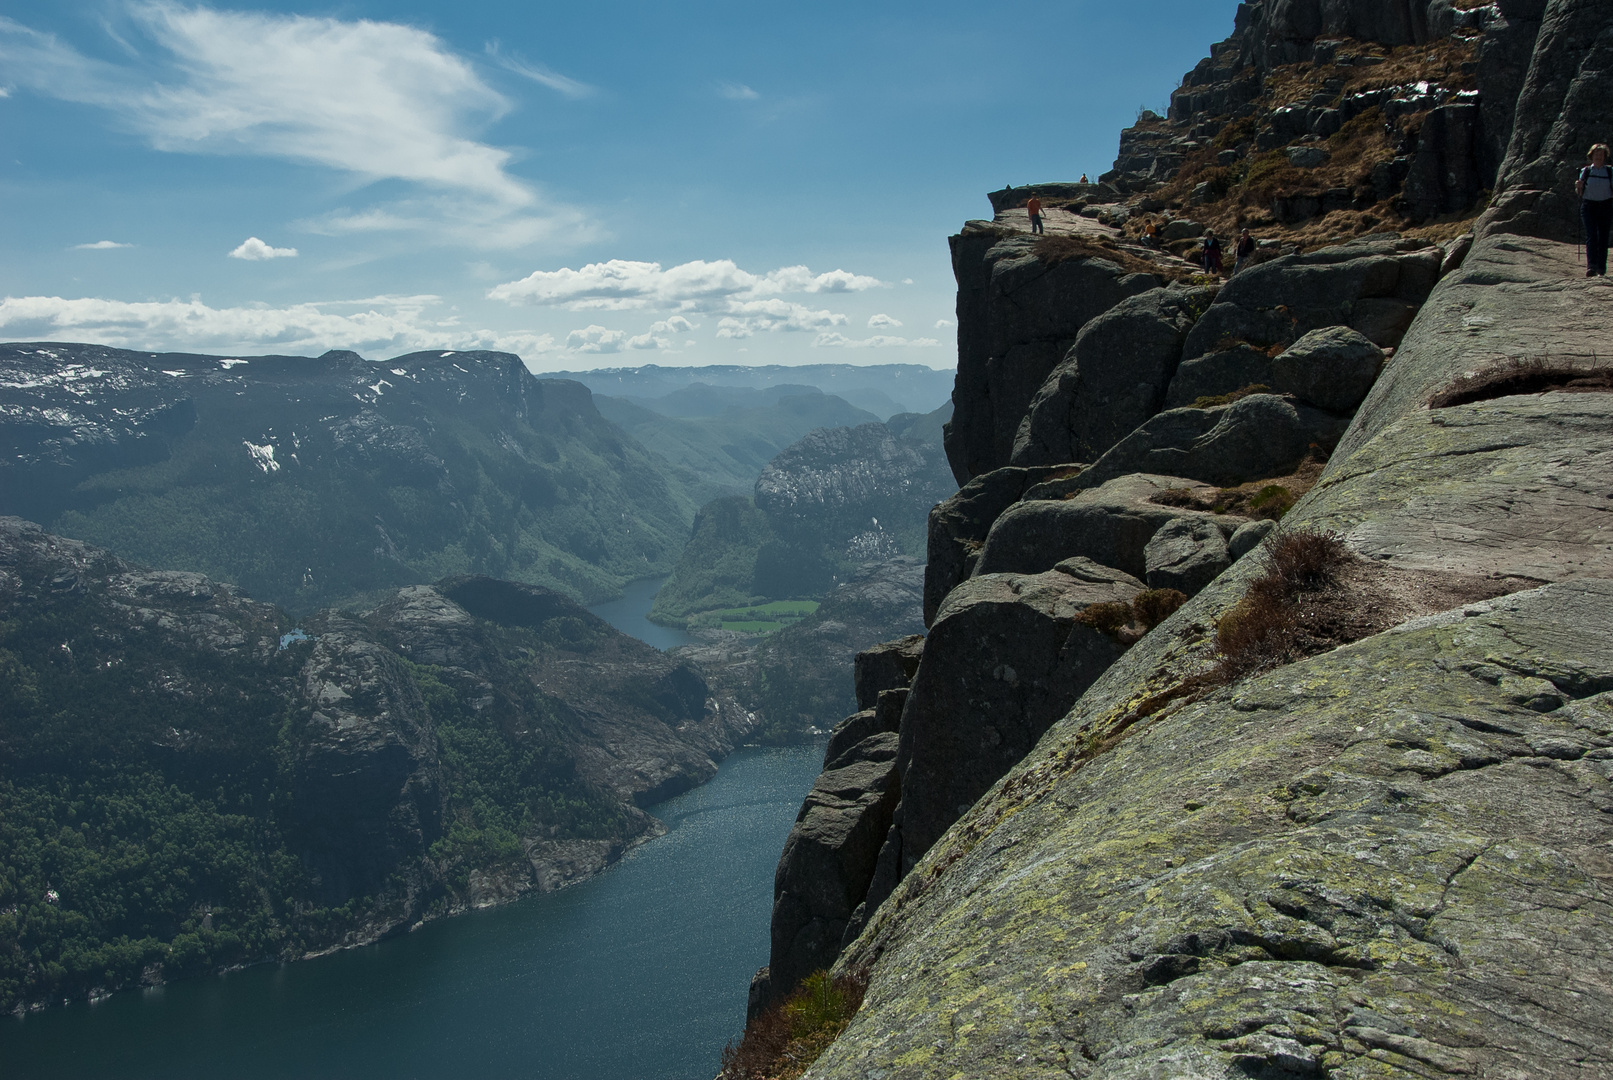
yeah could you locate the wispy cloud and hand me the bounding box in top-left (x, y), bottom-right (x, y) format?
top-left (486, 41), bottom-right (593, 99)
top-left (228, 236), bottom-right (297, 260)
top-left (73, 240), bottom-right (133, 250)
top-left (0, 293), bottom-right (557, 358)
top-left (934, 318), bottom-right (955, 329)
top-left (0, 5), bottom-right (583, 248)
top-left (813, 332), bottom-right (941, 349)
top-left (718, 82), bottom-right (759, 100)
top-left (489, 258), bottom-right (883, 310)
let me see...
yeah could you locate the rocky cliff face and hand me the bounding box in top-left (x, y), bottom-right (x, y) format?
top-left (738, 1), bottom-right (1613, 1074)
top-left (0, 519), bottom-right (751, 1013)
top-left (0, 343), bottom-right (695, 611)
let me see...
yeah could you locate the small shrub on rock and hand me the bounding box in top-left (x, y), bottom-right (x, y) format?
top-left (1428, 357), bottom-right (1613, 409)
top-left (1076, 589), bottom-right (1188, 645)
top-left (1212, 529), bottom-right (1351, 680)
top-left (720, 970), bottom-right (869, 1080)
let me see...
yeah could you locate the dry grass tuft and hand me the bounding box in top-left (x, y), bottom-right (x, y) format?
top-left (1034, 234), bottom-right (1190, 281)
top-left (720, 970), bottom-right (869, 1080)
top-left (1077, 589), bottom-right (1189, 645)
top-left (1211, 530), bottom-right (1353, 680)
top-left (1429, 356), bottom-right (1613, 409)
top-left (1191, 383), bottom-right (1273, 408)
top-left (1151, 453), bottom-right (1327, 521)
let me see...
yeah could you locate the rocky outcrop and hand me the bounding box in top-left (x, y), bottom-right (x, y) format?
top-left (923, 464), bottom-right (1073, 625)
top-left (1067, 393), bottom-right (1349, 493)
top-left (1166, 325), bottom-right (1385, 412)
top-left (808, 202), bottom-right (1613, 1080)
top-left (755, 421), bottom-right (955, 556)
top-left (1181, 236), bottom-right (1441, 356)
top-left (1009, 286), bottom-right (1219, 467)
top-left (974, 474), bottom-right (1248, 581)
top-left (945, 230), bottom-right (1165, 482)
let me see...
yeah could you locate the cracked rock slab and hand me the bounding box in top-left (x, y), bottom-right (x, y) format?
top-left (818, 580), bottom-right (1613, 1080)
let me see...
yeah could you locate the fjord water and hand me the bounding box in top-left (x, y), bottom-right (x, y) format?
top-left (3, 582), bottom-right (814, 1080)
top-left (3, 746), bottom-right (818, 1080)
top-left (587, 575), bottom-right (693, 650)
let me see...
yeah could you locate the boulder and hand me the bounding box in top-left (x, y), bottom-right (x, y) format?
top-left (925, 465), bottom-right (1071, 625)
top-left (1163, 343), bottom-right (1278, 408)
top-left (945, 230), bottom-right (1164, 482)
top-left (764, 730), bottom-right (902, 1006)
top-left (1228, 517), bottom-right (1278, 559)
top-left (1180, 236), bottom-right (1442, 353)
top-left (853, 636), bottom-right (925, 710)
top-left (1143, 517), bottom-right (1233, 596)
top-left (1284, 144), bottom-right (1330, 168)
top-left (892, 563), bottom-right (1145, 875)
top-left (1010, 286), bottom-right (1219, 467)
top-left (821, 687), bottom-right (908, 771)
top-left (1268, 326), bottom-right (1385, 413)
top-left (1166, 327), bottom-right (1383, 413)
top-left (1068, 394), bottom-right (1350, 494)
top-left (974, 474), bottom-right (1245, 581)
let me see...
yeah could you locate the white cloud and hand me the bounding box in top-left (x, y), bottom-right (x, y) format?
top-left (813, 332), bottom-right (942, 349)
top-left (566, 324), bottom-right (626, 353)
top-left (73, 240), bottom-right (132, 250)
top-left (718, 82), bottom-right (759, 100)
top-left (627, 333), bottom-right (667, 350)
top-left (0, 6), bottom-right (582, 248)
top-left (649, 315), bottom-right (696, 334)
top-left (867, 313), bottom-right (902, 329)
top-left (486, 41), bottom-right (593, 99)
top-left (229, 236), bottom-right (298, 260)
top-left (934, 318), bottom-right (955, 329)
top-left (488, 258), bottom-right (883, 311)
top-left (0, 292), bottom-right (557, 358)
top-left (716, 300), bottom-right (845, 339)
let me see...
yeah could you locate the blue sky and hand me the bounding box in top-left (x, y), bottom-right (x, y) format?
top-left (0, 0), bottom-right (1239, 371)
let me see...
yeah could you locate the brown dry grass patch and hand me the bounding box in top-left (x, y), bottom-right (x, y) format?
top-left (1128, 35), bottom-right (1484, 251)
top-left (1076, 588), bottom-right (1189, 645)
top-left (1034, 233), bottom-right (1190, 281)
top-left (1152, 453), bottom-right (1327, 521)
top-left (1429, 356), bottom-right (1613, 409)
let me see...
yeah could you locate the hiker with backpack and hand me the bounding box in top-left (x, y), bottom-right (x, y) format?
top-left (1577, 143), bottom-right (1612, 277)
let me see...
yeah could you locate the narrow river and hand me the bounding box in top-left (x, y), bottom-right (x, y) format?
top-left (2, 578), bottom-right (818, 1080)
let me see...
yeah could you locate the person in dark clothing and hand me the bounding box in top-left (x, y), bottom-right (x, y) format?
top-left (1577, 143), bottom-right (1612, 277)
top-left (1234, 228), bottom-right (1256, 274)
top-left (1201, 230), bottom-right (1223, 274)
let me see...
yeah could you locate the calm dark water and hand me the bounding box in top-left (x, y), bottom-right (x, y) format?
top-left (588, 576), bottom-right (692, 651)
top-left (1, 745), bottom-right (820, 1080)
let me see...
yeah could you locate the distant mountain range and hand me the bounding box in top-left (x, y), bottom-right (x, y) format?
top-left (548, 362), bottom-right (955, 421)
top-left (0, 343), bottom-right (698, 613)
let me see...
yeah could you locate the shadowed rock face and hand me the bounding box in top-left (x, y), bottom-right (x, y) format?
top-left (944, 232), bottom-right (1164, 483)
top-left (1010, 286), bottom-right (1219, 467)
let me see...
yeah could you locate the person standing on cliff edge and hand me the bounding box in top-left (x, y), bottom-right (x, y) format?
top-left (1026, 194), bottom-right (1044, 234)
top-left (1577, 143), bottom-right (1612, 277)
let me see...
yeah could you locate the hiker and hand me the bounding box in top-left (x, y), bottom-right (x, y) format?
top-left (1026, 193), bottom-right (1044, 234)
top-left (1141, 220), bottom-right (1161, 249)
top-left (1079, 173), bottom-right (1089, 184)
top-left (1234, 228), bottom-right (1256, 273)
top-left (1201, 230), bottom-right (1223, 274)
top-left (1577, 142), bottom-right (1612, 277)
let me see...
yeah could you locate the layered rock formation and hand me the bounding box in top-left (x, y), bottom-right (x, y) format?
top-left (739, 1), bottom-right (1613, 1074)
